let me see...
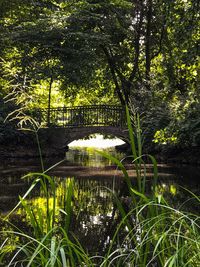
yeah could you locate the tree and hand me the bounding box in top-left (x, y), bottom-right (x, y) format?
top-left (58, 0), bottom-right (169, 105)
top-left (0, 0), bottom-right (199, 149)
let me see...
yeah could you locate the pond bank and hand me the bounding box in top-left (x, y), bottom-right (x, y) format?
top-left (0, 144), bottom-right (67, 159)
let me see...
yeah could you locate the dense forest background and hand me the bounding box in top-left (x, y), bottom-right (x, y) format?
top-left (0, 0), bottom-right (199, 155)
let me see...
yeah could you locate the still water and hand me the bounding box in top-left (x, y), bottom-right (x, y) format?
top-left (0, 146), bottom-right (200, 253)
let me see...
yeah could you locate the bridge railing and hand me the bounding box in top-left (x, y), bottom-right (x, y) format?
top-left (35, 105), bottom-right (126, 128)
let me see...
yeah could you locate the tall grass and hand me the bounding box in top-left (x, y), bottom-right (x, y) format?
top-left (97, 107), bottom-right (200, 266)
top-left (0, 106), bottom-right (200, 266)
top-left (1, 174), bottom-right (93, 266)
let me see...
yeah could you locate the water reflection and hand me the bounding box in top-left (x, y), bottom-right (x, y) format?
top-left (0, 147), bottom-right (200, 254)
top-left (65, 147), bottom-right (124, 167)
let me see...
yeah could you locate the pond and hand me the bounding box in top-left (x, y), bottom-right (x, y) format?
top-left (0, 145), bottom-right (200, 255)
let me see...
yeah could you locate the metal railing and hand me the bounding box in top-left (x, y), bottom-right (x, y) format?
top-left (35, 105), bottom-right (126, 128)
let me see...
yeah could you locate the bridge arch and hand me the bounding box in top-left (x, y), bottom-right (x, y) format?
top-left (39, 126), bottom-right (129, 151)
top-left (66, 126), bottom-right (128, 144)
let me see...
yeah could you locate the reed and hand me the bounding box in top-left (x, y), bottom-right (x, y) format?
top-left (1, 174), bottom-right (93, 266)
top-left (97, 107), bottom-right (200, 266)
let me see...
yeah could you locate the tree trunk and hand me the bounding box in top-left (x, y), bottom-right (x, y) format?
top-left (47, 75), bottom-right (53, 126)
top-left (101, 45), bottom-right (126, 106)
top-left (145, 0), bottom-right (152, 90)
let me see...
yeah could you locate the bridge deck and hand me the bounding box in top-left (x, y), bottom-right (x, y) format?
top-left (36, 105), bottom-right (126, 128)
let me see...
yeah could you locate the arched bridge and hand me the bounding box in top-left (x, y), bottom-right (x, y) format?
top-left (35, 105), bottom-right (128, 150)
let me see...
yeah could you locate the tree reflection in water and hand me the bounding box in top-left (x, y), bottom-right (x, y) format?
top-left (0, 148), bottom-right (200, 254)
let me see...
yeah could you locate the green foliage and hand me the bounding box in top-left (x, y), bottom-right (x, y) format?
top-left (0, 0), bottom-right (199, 152)
top-left (101, 199), bottom-right (200, 267)
top-left (1, 0), bottom-right (198, 104)
top-left (0, 98), bottom-right (24, 145)
top-left (151, 100), bottom-right (200, 149)
top-left (153, 128), bottom-right (178, 145)
top-left (178, 102), bottom-right (200, 147)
